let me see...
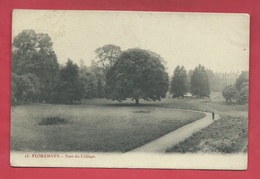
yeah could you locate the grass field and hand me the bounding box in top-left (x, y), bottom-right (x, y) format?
top-left (11, 92), bottom-right (248, 153)
top-left (166, 116), bottom-right (248, 153)
top-left (11, 102), bottom-right (204, 152)
top-left (166, 92), bottom-right (248, 153)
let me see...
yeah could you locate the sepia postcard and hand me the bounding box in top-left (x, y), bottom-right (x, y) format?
top-left (11, 10), bottom-right (249, 169)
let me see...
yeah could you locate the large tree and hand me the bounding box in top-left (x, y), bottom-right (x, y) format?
top-left (190, 64), bottom-right (210, 98)
top-left (106, 48), bottom-right (169, 104)
top-left (170, 65), bottom-right (188, 98)
top-left (95, 44), bottom-right (121, 69)
top-left (55, 59), bottom-right (85, 104)
top-left (12, 30), bottom-right (59, 102)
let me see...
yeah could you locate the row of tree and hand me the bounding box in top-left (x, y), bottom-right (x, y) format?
top-left (170, 65), bottom-right (210, 98)
top-left (170, 64), bottom-right (249, 104)
top-left (11, 30), bottom-right (115, 103)
top-left (172, 67), bottom-right (241, 94)
top-left (12, 29), bottom-right (248, 105)
top-left (11, 30), bottom-right (167, 104)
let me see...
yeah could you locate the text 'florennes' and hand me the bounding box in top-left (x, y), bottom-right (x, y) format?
top-left (29, 154), bottom-right (96, 159)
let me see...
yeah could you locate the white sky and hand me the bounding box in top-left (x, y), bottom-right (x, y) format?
top-left (12, 10), bottom-right (250, 74)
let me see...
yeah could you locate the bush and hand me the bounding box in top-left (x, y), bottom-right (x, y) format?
top-left (39, 117), bottom-right (70, 126)
top-left (222, 85), bottom-right (237, 103)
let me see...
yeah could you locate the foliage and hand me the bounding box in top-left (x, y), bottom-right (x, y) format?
top-left (94, 44), bottom-right (121, 69)
top-left (52, 59), bottom-right (85, 104)
top-left (39, 117), bottom-right (69, 126)
top-left (189, 69), bottom-right (240, 92)
top-left (222, 71), bottom-right (248, 104)
top-left (235, 71), bottom-right (249, 91)
top-left (190, 65), bottom-right (210, 98)
top-left (12, 30), bottom-right (59, 102)
top-left (236, 82), bottom-right (249, 104)
top-left (12, 73), bottom-right (41, 103)
top-left (214, 71), bottom-right (240, 92)
top-left (235, 71), bottom-right (249, 104)
top-left (206, 69), bottom-right (225, 92)
top-left (145, 49), bottom-right (168, 68)
top-left (106, 48), bottom-right (169, 104)
top-left (170, 65), bottom-right (188, 98)
top-left (79, 60), bottom-right (106, 99)
top-left (80, 44), bottom-right (121, 99)
top-left (222, 85), bottom-right (237, 103)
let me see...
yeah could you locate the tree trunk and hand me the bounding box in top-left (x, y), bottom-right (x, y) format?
top-left (135, 98), bottom-right (139, 105)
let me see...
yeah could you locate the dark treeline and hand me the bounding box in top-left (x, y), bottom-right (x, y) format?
top-left (12, 30), bottom-right (248, 105)
top-left (170, 65), bottom-right (248, 104)
top-left (12, 30), bottom-right (117, 104)
top-left (170, 65), bottom-right (210, 98)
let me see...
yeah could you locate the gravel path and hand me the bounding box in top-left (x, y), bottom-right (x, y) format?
top-left (129, 110), bottom-right (220, 153)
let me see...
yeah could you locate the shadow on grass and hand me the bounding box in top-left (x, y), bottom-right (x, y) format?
top-left (102, 102), bottom-right (161, 107)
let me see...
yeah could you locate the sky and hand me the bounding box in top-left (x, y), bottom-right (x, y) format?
top-left (12, 10), bottom-right (250, 74)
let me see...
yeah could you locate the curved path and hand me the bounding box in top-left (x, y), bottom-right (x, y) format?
top-left (129, 109), bottom-right (220, 153)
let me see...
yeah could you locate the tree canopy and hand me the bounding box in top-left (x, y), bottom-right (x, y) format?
top-left (12, 29), bottom-right (59, 102)
top-left (235, 71), bottom-right (249, 104)
top-left (190, 64), bottom-right (210, 98)
top-left (235, 71), bottom-right (249, 91)
top-left (54, 59), bottom-right (85, 104)
top-left (236, 82), bottom-right (248, 104)
top-left (95, 44), bottom-right (121, 69)
top-left (222, 85), bottom-right (238, 103)
top-left (79, 60), bottom-right (106, 99)
top-left (222, 71), bottom-right (248, 104)
top-left (12, 73), bottom-right (41, 102)
top-left (170, 65), bottom-right (188, 98)
top-left (106, 48), bottom-right (169, 104)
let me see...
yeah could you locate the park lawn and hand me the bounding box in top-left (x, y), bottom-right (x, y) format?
top-left (165, 92), bottom-right (248, 153)
top-left (11, 102), bottom-right (205, 152)
top-left (158, 92), bottom-right (248, 116)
